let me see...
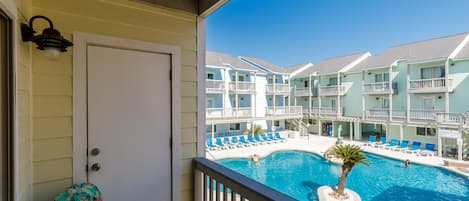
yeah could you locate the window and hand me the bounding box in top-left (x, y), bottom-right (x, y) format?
top-left (329, 77), bottom-right (337, 86)
top-left (421, 66), bottom-right (445, 79)
top-left (303, 80), bottom-right (309, 88)
top-left (331, 99), bottom-right (337, 108)
top-left (206, 73), bottom-right (214, 80)
top-left (238, 75), bottom-right (245, 82)
top-left (416, 127), bottom-right (436, 136)
top-left (229, 123), bottom-right (240, 131)
top-left (274, 120), bottom-right (280, 127)
top-left (375, 72), bottom-right (389, 82)
top-left (381, 98), bottom-right (389, 108)
top-left (206, 98), bottom-right (214, 108)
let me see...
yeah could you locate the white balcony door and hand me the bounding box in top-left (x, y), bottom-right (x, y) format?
top-left (86, 45), bottom-right (172, 200)
top-left (422, 97), bottom-right (435, 110)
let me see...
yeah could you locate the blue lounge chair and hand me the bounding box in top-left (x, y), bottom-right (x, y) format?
top-left (375, 137), bottom-right (387, 148)
top-left (364, 135), bottom-right (376, 146)
top-left (393, 140), bottom-right (409, 151)
top-left (268, 133), bottom-right (284, 142)
top-left (223, 137), bottom-right (237, 149)
top-left (231, 136), bottom-right (243, 148)
top-left (275, 132), bottom-right (286, 140)
top-left (419, 143), bottom-right (436, 156)
top-left (215, 138), bottom-right (228, 150)
top-left (254, 134), bottom-right (269, 144)
top-left (262, 134), bottom-right (275, 143)
top-left (206, 139), bottom-right (218, 150)
top-left (384, 139), bottom-right (398, 149)
top-left (247, 135), bottom-right (263, 145)
top-left (405, 141), bottom-right (422, 153)
top-left (238, 136), bottom-right (251, 146)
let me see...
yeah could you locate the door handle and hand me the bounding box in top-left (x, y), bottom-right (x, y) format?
top-left (90, 163), bottom-right (101, 172)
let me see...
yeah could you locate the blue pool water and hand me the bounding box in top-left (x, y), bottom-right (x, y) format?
top-left (218, 151), bottom-right (469, 201)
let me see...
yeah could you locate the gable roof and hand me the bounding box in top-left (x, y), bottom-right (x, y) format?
top-left (206, 51), bottom-right (258, 71)
top-left (354, 33), bottom-right (469, 71)
top-left (455, 35), bottom-right (469, 60)
top-left (239, 56), bottom-right (287, 74)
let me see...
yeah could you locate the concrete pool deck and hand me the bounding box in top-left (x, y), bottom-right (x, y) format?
top-left (206, 135), bottom-right (469, 178)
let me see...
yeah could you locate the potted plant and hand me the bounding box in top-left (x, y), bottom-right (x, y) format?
top-left (318, 144), bottom-right (369, 201)
top-left (244, 124), bottom-right (263, 135)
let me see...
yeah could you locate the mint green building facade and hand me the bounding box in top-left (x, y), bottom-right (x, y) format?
top-left (291, 33), bottom-right (469, 161)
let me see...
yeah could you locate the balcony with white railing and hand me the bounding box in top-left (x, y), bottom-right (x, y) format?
top-left (229, 81), bottom-right (256, 94)
top-left (408, 78), bottom-right (453, 93)
top-left (435, 112), bottom-right (466, 124)
top-left (366, 108), bottom-right (389, 119)
top-left (194, 157), bottom-right (296, 201)
top-left (409, 109), bottom-right (443, 121)
top-left (294, 87), bottom-right (314, 96)
top-left (392, 110), bottom-right (407, 119)
top-left (206, 80), bottom-right (225, 94)
top-left (320, 85), bottom-right (346, 96)
top-left (363, 82), bottom-right (398, 95)
top-left (265, 106), bottom-right (302, 118)
top-left (206, 107), bottom-right (253, 120)
top-left (265, 84), bottom-right (290, 95)
top-left (317, 107), bottom-right (343, 116)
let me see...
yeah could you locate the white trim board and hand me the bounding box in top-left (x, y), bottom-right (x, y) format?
top-left (72, 32), bottom-right (181, 201)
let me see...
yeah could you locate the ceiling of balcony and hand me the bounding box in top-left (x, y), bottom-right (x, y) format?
top-left (140, 0), bottom-right (227, 16)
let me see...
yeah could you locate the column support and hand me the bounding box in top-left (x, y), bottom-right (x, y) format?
top-left (437, 127), bottom-right (443, 157)
top-left (389, 65), bottom-right (393, 122)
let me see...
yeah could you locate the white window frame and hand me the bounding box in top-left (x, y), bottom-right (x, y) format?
top-left (416, 127), bottom-right (437, 136)
top-left (420, 66), bottom-right (445, 79)
top-left (374, 72), bottom-right (389, 82)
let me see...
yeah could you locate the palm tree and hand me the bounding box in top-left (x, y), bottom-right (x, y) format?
top-left (244, 124), bottom-right (264, 135)
top-left (330, 144), bottom-right (369, 196)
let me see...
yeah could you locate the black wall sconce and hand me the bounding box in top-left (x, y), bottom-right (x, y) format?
top-left (438, 96), bottom-right (442, 99)
top-left (368, 72), bottom-right (372, 75)
top-left (376, 97), bottom-right (380, 100)
top-left (21, 15), bottom-right (73, 60)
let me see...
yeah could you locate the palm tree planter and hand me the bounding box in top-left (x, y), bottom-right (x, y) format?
top-left (318, 144), bottom-right (369, 201)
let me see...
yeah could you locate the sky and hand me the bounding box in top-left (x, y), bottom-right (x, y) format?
top-left (206, 0), bottom-right (469, 67)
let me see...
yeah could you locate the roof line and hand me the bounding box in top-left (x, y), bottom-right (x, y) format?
top-left (339, 52), bottom-right (372, 73)
top-left (450, 34), bottom-right (469, 59)
top-left (387, 32), bottom-right (468, 48)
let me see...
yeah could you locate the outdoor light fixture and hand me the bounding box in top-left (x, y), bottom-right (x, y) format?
top-left (368, 72), bottom-right (372, 75)
top-left (21, 15), bottom-right (73, 60)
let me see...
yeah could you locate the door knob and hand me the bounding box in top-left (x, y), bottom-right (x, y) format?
top-left (90, 148), bottom-right (100, 156)
top-left (90, 163), bottom-right (101, 171)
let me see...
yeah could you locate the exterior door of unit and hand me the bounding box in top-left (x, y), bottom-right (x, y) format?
top-left (422, 97), bottom-right (435, 110)
top-left (0, 11), bottom-right (11, 201)
top-left (86, 45), bottom-right (172, 200)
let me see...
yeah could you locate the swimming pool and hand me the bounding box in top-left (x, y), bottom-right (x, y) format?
top-left (218, 151), bottom-right (469, 201)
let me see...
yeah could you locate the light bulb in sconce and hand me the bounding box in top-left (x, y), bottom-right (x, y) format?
top-left (43, 47), bottom-right (61, 60)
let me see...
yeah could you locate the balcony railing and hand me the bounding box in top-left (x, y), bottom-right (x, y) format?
top-left (408, 78), bottom-right (453, 93)
top-left (265, 84), bottom-right (290, 95)
top-left (265, 106), bottom-right (302, 117)
top-left (367, 108), bottom-right (389, 118)
top-left (322, 107), bottom-right (343, 116)
top-left (363, 82), bottom-right (397, 95)
top-left (294, 87), bottom-right (313, 96)
top-left (320, 85), bottom-right (346, 96)
top-left (229, 82), bottom-right (256, 94)
top-left (435, 112), bottom-right (466, 124)
top-left (206, 80), bottom-right (225, 93)
top-left (194, 157), bottom-right (296, 201)
top-left (206, 108), bottom-right (253, 119)
top-left (409, 109), bottom-right (443, 121)
top-left (392, 110), bottom-right (407, 119)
